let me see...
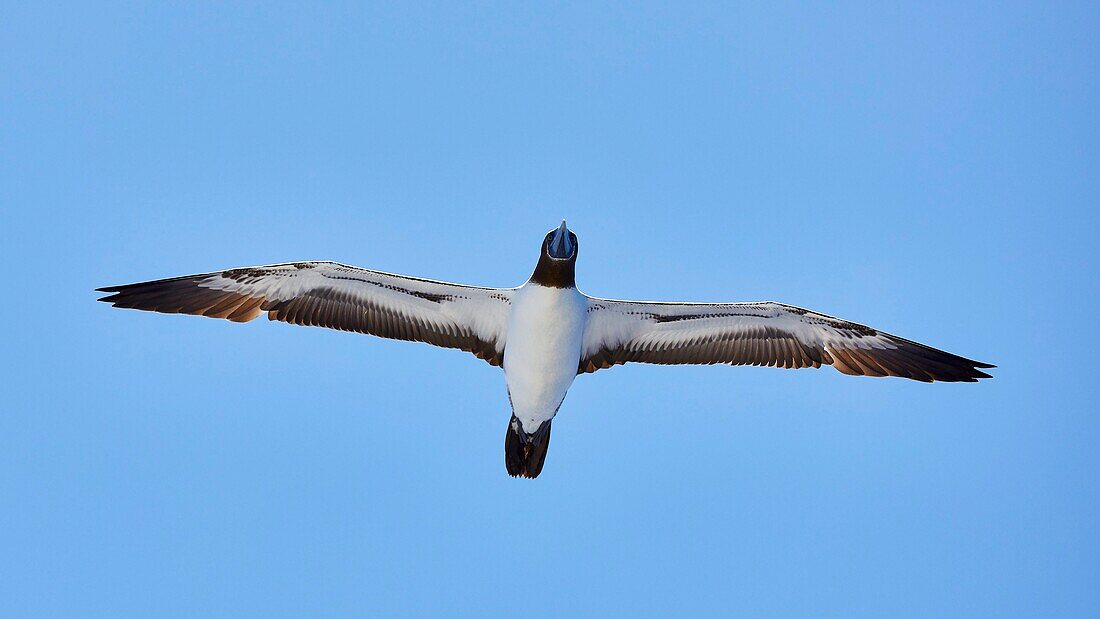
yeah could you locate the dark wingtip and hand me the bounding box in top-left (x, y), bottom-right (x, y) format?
top-left (964, 359), bottom-right (994, 380)
top-left (96, 285), bottom-right (126, 303)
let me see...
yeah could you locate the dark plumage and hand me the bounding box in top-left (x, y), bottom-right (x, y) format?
top-left (505, 415), bottom-right (553, 479)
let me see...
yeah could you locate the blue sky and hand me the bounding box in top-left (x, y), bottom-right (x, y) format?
top-left (2, 2), bottom-right (1097, 616)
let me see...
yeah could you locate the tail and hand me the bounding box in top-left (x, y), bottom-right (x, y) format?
top-left (505, 415), bottom-right (553, 478)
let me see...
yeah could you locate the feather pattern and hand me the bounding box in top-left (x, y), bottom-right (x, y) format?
top-left (98, 261), bottom-right (512, 365)
top-left (579, 299), bottom-right (993, 382)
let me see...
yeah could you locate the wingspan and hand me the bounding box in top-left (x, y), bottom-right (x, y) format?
top-left (98, 261), bottom-right (513, 365)
top-left (579, 298), bottom-right (993, 382)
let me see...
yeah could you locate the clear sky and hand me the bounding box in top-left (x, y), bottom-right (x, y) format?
top-left (2, 2), bottom-right (1097, 616)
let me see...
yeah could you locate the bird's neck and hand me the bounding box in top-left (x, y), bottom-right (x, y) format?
top-left (529, 254), bottom-right (576, 288)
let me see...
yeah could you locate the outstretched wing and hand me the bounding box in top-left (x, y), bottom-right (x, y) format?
top-left (98, 261), bottom-right (513, 366)
top-left (579, 299), bottom-right (993, 382)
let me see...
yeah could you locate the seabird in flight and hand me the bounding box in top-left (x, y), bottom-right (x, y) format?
top-left (98, 221), bottom-right (993, 478)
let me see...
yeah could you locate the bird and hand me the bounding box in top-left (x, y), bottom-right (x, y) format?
top-left (97, 220), bottom-right (993, 478)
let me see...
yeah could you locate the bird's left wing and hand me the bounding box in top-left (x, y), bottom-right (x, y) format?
top-left (579, 298), bottom-right (993, 382)
top-left (98, 261), bottom-right (513, 366)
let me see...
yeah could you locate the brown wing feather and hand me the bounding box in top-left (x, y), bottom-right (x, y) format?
top-left (98, 271), bottom-right (506, 366)
top-left (580, 303), bottom-right (993, 383)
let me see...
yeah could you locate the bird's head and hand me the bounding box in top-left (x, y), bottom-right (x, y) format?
top-left (530, 220), bottom-right (578, 288)
top-left (542, 220), bottom-right (577, 261)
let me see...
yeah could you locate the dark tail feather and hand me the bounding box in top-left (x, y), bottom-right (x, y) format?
top-left (505, 415), bottom-right (552, 479)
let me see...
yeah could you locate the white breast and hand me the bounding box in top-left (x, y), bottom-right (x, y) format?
top-left (503, 283), bottom-right (588, 432)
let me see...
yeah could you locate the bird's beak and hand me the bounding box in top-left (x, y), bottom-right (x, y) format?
top-left (548, 220), bottom-right (573, 259)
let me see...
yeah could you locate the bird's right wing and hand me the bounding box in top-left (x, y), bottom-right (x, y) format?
top-left (98, 261), bottom-right (513, 366)
top-left (579, 298), bottom-right (993, 382)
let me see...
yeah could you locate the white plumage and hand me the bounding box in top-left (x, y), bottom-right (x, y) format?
top-left (504, 283), bottom-right (587, 433)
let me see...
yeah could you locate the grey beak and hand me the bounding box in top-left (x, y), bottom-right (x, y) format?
top-left (549, 220), bottom-right (572, 258)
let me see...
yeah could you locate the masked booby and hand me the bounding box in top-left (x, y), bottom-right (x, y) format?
top-left (97, 221), bottom-right (994, 478)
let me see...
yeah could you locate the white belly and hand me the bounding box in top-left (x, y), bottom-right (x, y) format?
top-left (503, 284), bottom-right (587, 433)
